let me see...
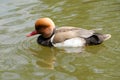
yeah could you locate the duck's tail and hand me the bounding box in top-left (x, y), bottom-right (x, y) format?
top-left (85, 33), bottom-right (111, 45)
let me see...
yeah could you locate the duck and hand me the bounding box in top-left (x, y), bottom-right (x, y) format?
top-left (26, 18), bottom-right (111, 47)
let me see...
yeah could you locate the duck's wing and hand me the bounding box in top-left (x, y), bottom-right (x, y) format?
top-left (53, 26), bottom-right (95, 43)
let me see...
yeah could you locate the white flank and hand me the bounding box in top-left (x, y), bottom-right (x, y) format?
top-left (52, 37), bottom-right (86, 47)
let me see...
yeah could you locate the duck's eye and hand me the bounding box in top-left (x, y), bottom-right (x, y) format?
top-left (35, 27), bottom-right (41, 30)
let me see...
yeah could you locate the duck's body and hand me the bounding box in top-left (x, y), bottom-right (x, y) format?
top-left (27, 18), bottom-right (111, 47)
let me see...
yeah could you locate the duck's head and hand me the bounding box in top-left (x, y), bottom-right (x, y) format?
top-left (26, 18), bottom-right (55, 38)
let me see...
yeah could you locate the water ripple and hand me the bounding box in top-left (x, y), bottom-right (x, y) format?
top-left (16, 36), bottom-right (39, 54)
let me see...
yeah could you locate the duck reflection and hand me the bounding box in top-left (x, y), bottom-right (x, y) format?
top-left (29, 46), bottom-right (57, 69)
top-left (29, 44), bottom-right (84, 69)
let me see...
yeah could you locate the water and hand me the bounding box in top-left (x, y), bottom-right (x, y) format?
top-left (0, 0), bottom-right (120, 80)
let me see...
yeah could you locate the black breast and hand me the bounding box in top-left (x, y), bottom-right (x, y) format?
top-left (37, 35), bottom-right (53, 47)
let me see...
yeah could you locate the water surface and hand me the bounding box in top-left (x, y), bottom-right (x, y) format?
top-left (0, 0), bottom-right (120, 80)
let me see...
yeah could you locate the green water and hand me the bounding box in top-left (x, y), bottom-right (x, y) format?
top-left (0, 0), bottom-right (120, 80)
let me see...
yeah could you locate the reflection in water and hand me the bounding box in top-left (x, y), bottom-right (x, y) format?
top-left (0, 0), bottom-right (120, 80)
top-left (17, 36), bottom-right (57, 69)
top-left (62, 47), bottom-right (84, 53)
top-left (33, 47), bottom-right (57, 69)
